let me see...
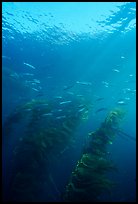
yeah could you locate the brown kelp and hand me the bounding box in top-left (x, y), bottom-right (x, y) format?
top-left (3, 97), bottom-right (91, 202)
top-left (63, 108), bottom-right (125, 202)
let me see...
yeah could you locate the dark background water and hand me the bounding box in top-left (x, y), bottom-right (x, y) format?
top-left (2, 2), bottom-right (136, 202)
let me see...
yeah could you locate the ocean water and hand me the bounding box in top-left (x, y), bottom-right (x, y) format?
top-left (2, 2), bottom-right (136, 202)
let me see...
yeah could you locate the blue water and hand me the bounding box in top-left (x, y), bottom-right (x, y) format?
top-left (2, 2), bottom-right (136, 202)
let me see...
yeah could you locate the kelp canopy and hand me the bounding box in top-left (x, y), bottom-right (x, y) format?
top-left (3, 97), bottom-right (91, 202)
top-left (63, 108), bottom-right (125, 202)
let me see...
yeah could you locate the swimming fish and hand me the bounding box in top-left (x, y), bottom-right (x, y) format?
top-left (124, 97), bottom-right (130, 100)
top-left (33, 79), bottom-right (40, 84)
top-left (56, 115), bottom-right (66, 119)
top-left (36, 93), bottom-right (44, 97)
top-left (67, 91), bottom-right (74, 95)
top-left (55, 96), bottom-right (62, 99)
top-left (78, 107), bottom-right (86, 112)
top-left (96, 97), bottom-right (104, 101)
top-left (117, 100), bottom-right (127, 105)
top-left (95, 108), bottom-right (107, 113)
top-left (60, 101), bottom-right (72, 105)
top-left (42, 113), bottom-right (53, 116)
top-left (102, 81), bottom-right (109, 87)
top-left (23, 62), bottom-right (36, 69)
top-left (32, 88), bottom-right (39, 92)
top-left (22, 73), bottom-right (34, 76)
top-left (24, 108), bottom-right (32, 111)
top-left (2, 56), bottom-right (11, 60)
top-left (76, 81), bottom-right (92, 85)
top-left (63, 84), bottom-right (74, 90)
top-left (112, 69), bottom-right (120, 73)
top-left (102, 81), bottom-right (109, 85)
top-left (57, 109), bottom-right (62, 112)
top-left (10, 72), bottom-right (19, 79)
top-left (77, 94), bottom-right (83, 97)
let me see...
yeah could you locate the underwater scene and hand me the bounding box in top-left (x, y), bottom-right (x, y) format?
top-left (2, 2), bottom-right (136, 202)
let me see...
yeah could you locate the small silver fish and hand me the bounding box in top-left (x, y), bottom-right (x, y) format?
top-left (77, 94), bottom-right (83, 97)
top-left (117, 100), bottom-right (126, 105)
top-left (95, 108), bottom-right (107, 113)
top-left (78, 107), bottom-right (85, 112)
top-left (102, 81), bottom-right (109, 85)
top-left (56, 115), bottom-right (66, 119)
top-left (22, 73), bottom-right (34, 76)
top-left (76, 81), bottom-right (92, 85)
top-left (42, 113), bottom-right (53, 116)
top-left (67, 92), bottom-right (74, 95)
top-left (2, 56), bottom-right (11, 60)
top-left (96, 97), bottom-right (104, 101)
top-left (112, 69), bottom-right (120, 73)
top-left (60, 101), bottom-right (72, 105)
top-left (33, 79), bottom-right (40, 83)
top-left (57, 109), bottom-right (62, 112)
top-left (55, 96), bottom-right (62, 99)
top-left (23, 62), bottom-right (36, 69)
top-left (32, 88), bottom-right (39, 92)
top-left (24, 108), bottom-right (32, 111)
top-left (124, 97), bottom-right (130, 100)
top-left (10, 72), bottom-right (19, 79)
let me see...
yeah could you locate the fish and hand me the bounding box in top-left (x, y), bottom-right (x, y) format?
top-left (33, 79), bottom-right (40, 84)
top-left (102, 81), bottom-right (109, 85)
top-left (123, 88), bottom-right (136, 94)
top-left (57, 109), bottom-right (62, 112)
top-left (56, 115), bottom-right (66, 119)
top-left (32, 88), bottom-right (39, 92)
top-left (95, 108), bottom-right (107, 113)
top-left (60, 101), bottom-right (72, 105)
top-left (112, 69), bottom-right (120, 73)
top-left (125, 79), bottom-right (135, 83)
top-left (40, 103), bottom-right (48, 106)
top-left (77, 94), bottom-right (83, 97)
top-left (25, 79), bottom-right (40, 84)
top-left (124, 97), bottom-right (130, 100)
top-left (24, 108), bottom-right (32, 111)
top-left (10, 72), bottom-right (20, 79)
top-left (60, 146), bottom-right (69, 154)
top-left (42, 113), bottom-right (53, 116)
top-left (35, 93), bottom-right (44, 97)
top-left (78, 104), bottom-right (85, 108)
top-left (78, 107), bottom-right (86, 112)
top-left (117, 100), bottom-right (126, 105)
top-left (55, 96), bottom-right (62, 99)
top-left (67, 91), bottom-right (74, 95)
top-left (96, 97), bottom-right (104, 101)
top-left (47, 76), bottom-right (53, 79)
top-left (63, 84), bottom-right (74, 90)
top-left (2, 55), bottom-right (11, 60)
top-left (23, 62), bottom-right (36, 69)
top-left (102, 81), bottom-right (108, 84)
top-left (121, 56), bottom-right (125, 59)
top-left (76, 81), bottom-right (92, 85)
top-left (22, 73), bottom-right (34, 76)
